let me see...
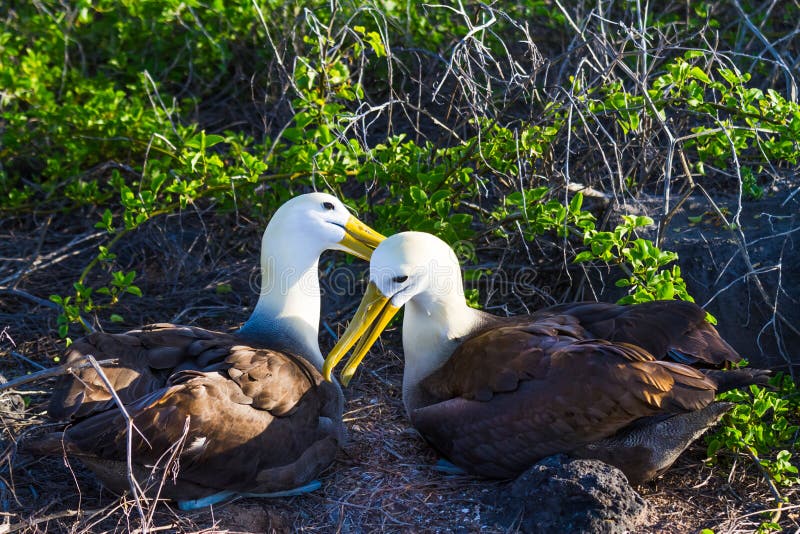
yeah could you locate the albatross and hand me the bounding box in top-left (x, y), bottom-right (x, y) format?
top-left (322, 231), bottom-right (768, 484)
top-left (38, 193), bottom-right (385, 509)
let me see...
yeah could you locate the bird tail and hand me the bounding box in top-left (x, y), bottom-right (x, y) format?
top-left (21, 431), bottom-right (73, 456)
top-left (703, 368), bottom-right (771, 393)
top-left (574, 402), bottom-right (734, 484)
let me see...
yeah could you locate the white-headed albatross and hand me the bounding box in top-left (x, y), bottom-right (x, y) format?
top-left (322, 231), bottom-right (768, 484)
top-left (38, 193), bottom-right (385, 509)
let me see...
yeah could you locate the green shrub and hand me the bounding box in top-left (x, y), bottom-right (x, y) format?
top-left (707, 373), bottom-right (800, 487)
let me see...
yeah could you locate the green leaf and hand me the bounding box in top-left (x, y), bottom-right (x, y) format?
top-left (364, 31), bottom-right (386, 58)
top-left (656, 281), bottom-right (675, 300)
top-left (429, 190), bottom-right (451, 204)
top-left (409, 186), bottom-right (428, 203)
top-left (126, 285), bottom-right (142, 297)
top-left (688, 66), bottom-right (711, 84)
top-left (203, 134), bottom-right (225, 148)
top-left (568, 193), bottom-right (583, 213)
top-left (719, 68), bottom-right (741, 86)
top-left (449, 213), bottom-right (473, 225)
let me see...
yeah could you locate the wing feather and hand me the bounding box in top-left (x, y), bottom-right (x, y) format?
top-left (58, 346), bottom-right (341, 498)
top-left (49, 324), bottom-right (239, 419)
top-left (531, 300), bottom-right (740, 365)
top-left (413, 319), bottom-right (719, 479)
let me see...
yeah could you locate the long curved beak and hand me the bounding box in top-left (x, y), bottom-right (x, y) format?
top-left (338, 216), bottom-right (386, 260)
top-left (323, 281), bottom-right (400, 386)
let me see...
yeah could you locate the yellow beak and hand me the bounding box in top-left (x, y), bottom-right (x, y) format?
top-left (338, 215), bottom-right (386, 260)
top-left (322, 281), bottom-right (400, 386)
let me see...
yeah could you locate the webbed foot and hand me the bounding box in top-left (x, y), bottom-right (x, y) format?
top-left (240, 480), bottom-right (322, 498)
top-left (177, 490), bottom-right (236, 511)
top-left (176, 480), bottom-right (323, 510)
top-left (432, 458), bottom-right (467, 475)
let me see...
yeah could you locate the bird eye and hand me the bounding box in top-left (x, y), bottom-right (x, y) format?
top-left (393, 275), bottom-right (409, 283)
top-left (322, 201), bottom-right (335, 210)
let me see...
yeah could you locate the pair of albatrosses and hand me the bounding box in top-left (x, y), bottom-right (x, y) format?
top-left (323, 231), bottom-right (768, 484)
top-left (40, 196), bottom-right (766, 510)
top-left (39, 193), bottom-right (385, 510)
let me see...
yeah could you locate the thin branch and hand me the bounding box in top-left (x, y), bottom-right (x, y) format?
top-left (0, 358), bottom-right (119, 393)
top-left (0, 288), bottom-right (60, 310)
top-left (745, 447), bottom-right (785, 525)
top-left (83, 355), bottom-right (149, 530)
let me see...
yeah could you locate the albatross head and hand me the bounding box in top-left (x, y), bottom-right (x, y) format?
top-left (370, 231), bottom-right (464, 308)
top-left (263, 192), bottom-right (384, 260)
top-left (240, 192), bottom-right (385, 368)
top-left (323, 232), bottom-right (479, 387)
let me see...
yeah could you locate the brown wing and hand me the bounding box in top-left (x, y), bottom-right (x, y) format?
top-left (58, 346), bottom-right (342, 498)
top-left (528, 300), bottom-right (741, 366)
top-left (420, 317), bottom-right (585, 402)
top-left (48, 323), bottom-right (239, 419)
top-left (412, 321), bottom-right (717, 479)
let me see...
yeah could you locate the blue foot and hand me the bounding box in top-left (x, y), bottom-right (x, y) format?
top-left (432, 458), bottom-right (467, 475)
top-left (176, 480), bottom-right (322, 510)
top-left (178, 490), bottom-right (236, 511)
top-left (240, 479), bottom-right (322, 498)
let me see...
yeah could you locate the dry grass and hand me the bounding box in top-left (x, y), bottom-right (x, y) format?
top-left (0, 210), bottom-right (797, 534)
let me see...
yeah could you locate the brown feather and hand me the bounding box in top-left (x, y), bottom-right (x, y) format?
top-left (411, 309), bottom-right (758, 482)
top-left (525, 300), bottom-right (741, 366)
top-left (42, 324), bottom-right (342, 500)
top-left (48, 324), bottom-right (243, 420)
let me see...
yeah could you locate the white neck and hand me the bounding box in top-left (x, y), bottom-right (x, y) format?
top-left (239, 226), bottom-right (324, 369)
top-left (401, 286), bottom-right (484, 415)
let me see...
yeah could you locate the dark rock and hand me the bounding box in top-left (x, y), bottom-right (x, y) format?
top-left (494, 454), bottom-right (649, 534)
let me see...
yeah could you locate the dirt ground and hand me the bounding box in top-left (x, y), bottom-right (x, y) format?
top-left (0, 188), bottom-right (798, 533)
